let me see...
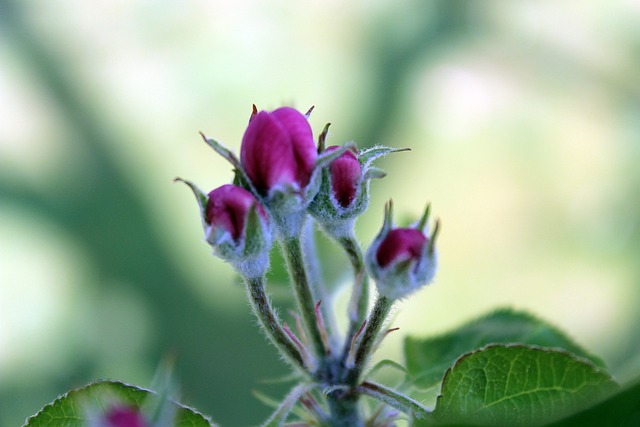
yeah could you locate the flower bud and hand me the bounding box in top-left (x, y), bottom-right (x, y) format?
top-left (309, 142), bottom-right (404, 238)
top-left (206, 184), bottom-right (268, 242)
top-left (176, 178), bottom-right (272, 278)
top-left (366, 202), bottom-right (439, 300)
top-left (241, 107), bottom-right (317, 196)
top-left (326, 145), bottom-right (362, 209)
top-left (204, 184), bottom-right (272, 277)
top-left (102, 405), bottom-right (147, 427)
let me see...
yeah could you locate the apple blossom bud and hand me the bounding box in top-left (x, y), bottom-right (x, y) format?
top-left (103, 405), bottom-right (147, 427)
top-left (326, 145), bottom-right (362, 208)
top-left (176, 178), bottom-right (272, 278)
top-left (309, 143), bottom-right (405, 238)
top-left (206, 184), bottom-right (268, 242)
top-left (366, 202), bottom-right (438, 300)
top-left (241, 107), bottom-right (317, 196)
top-left (375, 228), bottom-right (427, 268)
top-left (204, 184), bottom-right (272, 277)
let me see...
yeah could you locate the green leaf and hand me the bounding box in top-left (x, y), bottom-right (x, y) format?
top-left (404, 308), bottom-right (604, 389)
top-left (260, 383), bottom-right (313, 427)
top-left (420, 345), bottom-right (617, 427)
top-left (24, 380), bottom-right (216, 427)
top-left (545, 379), bottom-right (640, 427)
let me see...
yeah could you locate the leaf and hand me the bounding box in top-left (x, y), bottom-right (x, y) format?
top-left (545, 379), bottom-right (640, 427)
top-left (420, 345), bottom-right (617, 427)
top-left (261, 383), bottom-right (313, 427)
top-left (24, 380), bottom-right (216, 427)
top-left (404, 308), bottom-right (604, 389)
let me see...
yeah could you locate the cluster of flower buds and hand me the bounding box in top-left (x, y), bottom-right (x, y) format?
top-left (178, 105), bottom-right (438, 288)
top-left (178, 105), bottom-right (440, 425)
top-left (365, 201), bottom-right (439, 300)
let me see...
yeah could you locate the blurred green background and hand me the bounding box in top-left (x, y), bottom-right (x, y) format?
top-left (1, 0), bottom-right (640, 425)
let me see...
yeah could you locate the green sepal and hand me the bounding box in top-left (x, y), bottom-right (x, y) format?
top-left (200, 133), bottom-right (259, 196)
top-left (357, 381), bottom-right (430, 420)
top-left (315, 142), bottom-right (356, 169)
top-left (244, 202), bottom-right (268, 257)
top-left (363, 167), bottom-right (387, 180)
top-left (358, 145), bottom-right (409, 169)
top-left (174, 177), bottom-right (208, 230)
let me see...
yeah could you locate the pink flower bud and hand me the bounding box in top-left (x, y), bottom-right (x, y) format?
top-left (206, 184), bottom-right (267, 241)
top-left (375, 228), bottom-right (427, 268)
top-left (240, 107), bottom-right (317, 195)
top-left (326, 145), bottom-right (362, 208)
top-left (104, 405), bottom-right (147, 427)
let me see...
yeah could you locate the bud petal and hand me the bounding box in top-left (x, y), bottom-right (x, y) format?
top-left (103, 405), bottom-right (147, 427)
top-left (206, 184), bottom-right (267, 242)
top-left (240, 107), bottom-right (317, 195)
top-left (198, 184), bottom-right (272, 277)
top-left (327, 145), bottom-right (362, 208)
top-left (375, 228), bottom-right (427, 268)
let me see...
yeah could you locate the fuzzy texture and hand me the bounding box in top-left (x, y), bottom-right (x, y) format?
top-left (366, 225), bottom-right (437, 300)
top-left (240, 107), bottom-right (317, 196)
top-left (206, 184), bottom-right (267, 241)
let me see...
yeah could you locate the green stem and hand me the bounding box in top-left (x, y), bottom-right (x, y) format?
top-left (338, 234), bottom-right (369, 364)
top-left (245, 276), bottom-right (307, 372)
top-left (347, 295), bottom-right (394, 385)
top-left (282, 236), bottom-right (327, 358)
top-left (326, 390), bottom-right (363, 427)
top-left (357, 381), bottom-right (430, 420)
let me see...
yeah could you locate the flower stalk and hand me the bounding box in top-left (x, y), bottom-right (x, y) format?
top-left (282, 235), bottom-right (328, 360)
top-left (245, 276), bottom-right (308, 372)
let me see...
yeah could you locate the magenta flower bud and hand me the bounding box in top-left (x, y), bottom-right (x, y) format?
top-left (375, 228), bottom-right (427, 268)
top-left (366, 202), bottom-right (438, 299)
top-left (104, 405), bottom-right (147, 427)
top-left (240, 107), bottom-right (317, 196)
top-left (326, 145), bottom-right (362, 208)
top-left (206, 184), bottom-right (267, 242)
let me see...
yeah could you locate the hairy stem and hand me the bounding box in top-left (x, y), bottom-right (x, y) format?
top-left (338, 234), bottom-right (369, 364)
top-left (245, 276), bottom-right (307, 372)
top-left (303, 220), bottom-right (338, 340)
top-left (347, 295), bottom-right (394, 385)
top-left (282, 236), bottom-right (327, 358)
top-left (326, 390), bottom-right (363, 427)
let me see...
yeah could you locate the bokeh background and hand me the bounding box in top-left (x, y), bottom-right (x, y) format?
top-left (1, 0), bottom-right (640, 425)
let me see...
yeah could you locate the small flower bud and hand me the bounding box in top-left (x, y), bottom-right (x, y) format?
top-left (102, 405), bottom-right (147, 427)
top-left (176, 178), bottom-right (272, 278)
top-left (241, 107), bottom-right (317, 196)
top-left (205, 184), bottom-right (272, 277)
top-left (327, 145), bottom-right (362, 209)
top-left (309, 143), bottom-right (405, 238)
top-left (206, 184), bottom-right (268, 242)
top-left (366, 202), bottom-right (439, 300)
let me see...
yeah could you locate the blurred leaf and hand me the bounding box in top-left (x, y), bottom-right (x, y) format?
top-left (24, 380), bottom-right (216, 427)
top-left (415, 345), bottom-right (616, 427)
top-left (260, 383), bottom-right (313, 427)
top-left (545, 379), bottom-right (640, 427)
top-left (404, 308), bottom-right (604, 389)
